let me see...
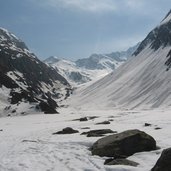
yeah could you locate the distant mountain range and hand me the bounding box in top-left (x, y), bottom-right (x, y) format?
top-left (0, 27), bottom-right (71, 116)
top-left (71, 9), bottom-right (171, 110)
top-left (44, 43), bottom-right (139, 86)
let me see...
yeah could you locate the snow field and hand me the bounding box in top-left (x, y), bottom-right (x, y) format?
top-left (0, 108), bottom-right (170, 171)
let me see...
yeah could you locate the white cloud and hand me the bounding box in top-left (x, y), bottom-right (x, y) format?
top-left (38, 0), bottom-right (117, 13)
top-left (125, 0), bottom-right (146, 9)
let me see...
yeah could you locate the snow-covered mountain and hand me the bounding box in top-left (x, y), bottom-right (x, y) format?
top-left (44, 44), bottom-right (139, 86)
top-left (0, 27), bottom-right (71, 116)
top-left (76, 44), bottom-right (140, 70)
top-left (71, 10), bottom-right (171, 110)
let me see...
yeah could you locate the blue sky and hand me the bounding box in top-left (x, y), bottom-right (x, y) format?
top-left (0, 0), bottom-right (171, 60)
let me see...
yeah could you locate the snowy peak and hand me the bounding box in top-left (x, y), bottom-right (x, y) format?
top-left (44, 43), bottom-right (139, 86)
top-left (75, 44), bottom-right (140, 70)
top-left (0, 27), bottom-right (28, 50)
top-left (75, 53), bottom-right (122, 70)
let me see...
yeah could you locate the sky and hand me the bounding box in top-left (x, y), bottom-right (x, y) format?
top-left (0, 0), bottom-right (171, 60)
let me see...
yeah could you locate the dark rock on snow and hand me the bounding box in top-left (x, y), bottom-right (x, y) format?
top-left (155, 127), bottom-right (162, 130)
top-left (104, 158), bottom-right (139, 167)
top-left (151, 148), bottom-right (171, 171)
top-left (37, 100), bottom-right (58, 114)
top-left (96, 121), bottom-right (110, 125)
top-left (91, 129), bottom-right (156, 157)
top-left (53, 127), bottom-right (79, 134)
top-left (80, 117), bottom-right (88, 121)
top-left (88, 116), bottom-right (99, 120)
top-left (81, 127), bottom-right (90, 130)
top-left (144, 123), bottom-right (152, 127)
top-left (73, 117), bottom-right (88, 122)
top-left (81, 129), bottom-right (116, 137)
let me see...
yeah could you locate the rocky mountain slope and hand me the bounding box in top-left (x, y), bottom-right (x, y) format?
top-left (0, 28), bottom-right (71, 116)
top-left (44, 44), bottom-right (139, 86)
top-left (70, 10), bottom-right (171, 110)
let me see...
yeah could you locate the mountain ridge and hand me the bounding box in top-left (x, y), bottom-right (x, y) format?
top-left (70, 10), bottom-right (171, 110)
top-left (44, 43), bottom-right (139, 86)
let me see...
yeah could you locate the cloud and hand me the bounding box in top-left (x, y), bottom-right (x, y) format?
top-left (35, 0), bottom-right (117, 13)
top-left (125, 0), bottom-right (146, 9)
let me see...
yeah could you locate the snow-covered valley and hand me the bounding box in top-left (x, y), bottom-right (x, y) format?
top-left (1, 6), bottom-right (171, 171)
top-left (0, 106), bottom-right (170, 171)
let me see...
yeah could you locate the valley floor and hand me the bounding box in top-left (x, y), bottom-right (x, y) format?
top-left (0, 107), bottom-right (171, 171)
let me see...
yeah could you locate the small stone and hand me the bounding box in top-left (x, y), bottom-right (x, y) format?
top-left (88, 116), bottom-right (99, 120)
top-left (81, 129), bottom-right (116, 137)
top-left (80, 117), bottom-right (88, 121)
top-left (96, 121), bottom-right (110, 125)
top-left (144, 123), bottom-right (152, 127)
top-left (81, 127), bottom-right (90, 129)
top-left (155, 127), bottom-right (162, 130)
top-left (53, 127), bottom-right (79, 134)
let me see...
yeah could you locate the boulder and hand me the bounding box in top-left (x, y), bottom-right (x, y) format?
top-left (81, 129), bottom-right (116, 137)
top-left (104, 158), bottom-right (139, 167)
top-left (151, 148), bottom-right (171, 171)
top-left (91, 129), bottom-right (156, 157)
top-left (53, 127), bottom-right (79, 134)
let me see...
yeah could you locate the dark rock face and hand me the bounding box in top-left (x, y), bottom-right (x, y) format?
top-left (104, 158), bottom-right (139, 167)
top-left (151, 148), bottom-right (171, 171)
top-left (165, 50), bottom-right (171, 70)
top-left (0, 28), bottom-right (71, 115)
top-left (133, 10), bottom-right (171, 71)
top-left (91, 129), bottom-right (156, 157)
top-left (53, 127), bottom-right (79, 134)
top-left (134, 21), bottom-right (171, 57)
top-left (81, 129), bottom-right (116, 137)
top-left (37, 101), bottom-right (58, 114)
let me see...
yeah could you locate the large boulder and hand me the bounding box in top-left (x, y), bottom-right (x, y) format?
top-left (91, 129), bottom-right (156, 157)
top-left (151, 148), bottom-right (171, 171)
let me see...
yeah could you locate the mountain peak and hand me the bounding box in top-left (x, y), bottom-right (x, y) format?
top-left (0, 27), bottom-right (28, 50)
top-left (134, 10), bottom-right (171, 56)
